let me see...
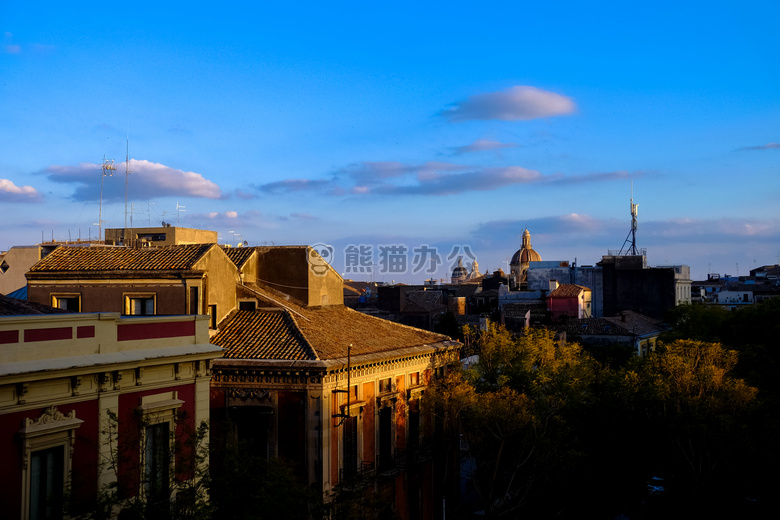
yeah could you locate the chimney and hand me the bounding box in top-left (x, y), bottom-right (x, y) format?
top-left (549, 280), bottom-right (559, 292)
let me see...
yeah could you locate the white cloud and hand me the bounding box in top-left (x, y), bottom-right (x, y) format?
top-left (441, 86), bottom-right (576, 122)
top-left (43, 159), bottom-right (222, 201)
top-left (0, 178), bottom-right (43, 202)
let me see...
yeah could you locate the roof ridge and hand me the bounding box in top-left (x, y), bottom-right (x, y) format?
top-left (284, 309), bottom-right (319, 360)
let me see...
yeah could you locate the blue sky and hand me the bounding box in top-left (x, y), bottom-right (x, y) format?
top-left (1, 1), bottom-right (778, 282)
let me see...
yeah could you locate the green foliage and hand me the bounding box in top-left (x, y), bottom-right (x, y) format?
top-left (426, 326), bottom-right (600, 518)
top-left (426, 324), bottom-right (769, 518)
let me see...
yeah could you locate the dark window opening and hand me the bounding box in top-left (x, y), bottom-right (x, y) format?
top-left (239, 301), bottom-right (257, 312)
top-left (208, 305), bottom-right (217, 329)
top-left (189, 287), bottom-right (199, 315)
top-left (378, 406), bottom-right (393, 471)
top-left (343, 416), bottom-right (358, 481)
top-left (54, 296), bottom-right (80, 312)
top-left (30, 445), bottom-right (64, 520)
top-left (145, 422), bottom-right (170, 516)
top-left (128, 297), bottom-right (154, 316)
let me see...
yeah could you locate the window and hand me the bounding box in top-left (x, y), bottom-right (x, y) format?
top-left (125, 294), bottom-right (155, 316)
top-left (238, 300), bottom-right (256, 312)
top-left (19, 406), bottom-right (83, 520)
top-left (30, 446), bottom-right (64, 520)
top-left (145, 422), bottom-right (170, 510)
top-left (409, 372), bottom-right (420, 387)
top-left (189, 287), bottom-right (199, 315)
top-left (208, 305), bottom-right (217, 329)
top-left (379, 378), bottom-right (392, 394)
top-left (51, 294), bottom-right (80, 312)
top-left (378, 406), bottom-right (393, 471)
top-left (138, 392), bottom-right (183, 516)
top-left (342, 416), bottom-right (358, 481)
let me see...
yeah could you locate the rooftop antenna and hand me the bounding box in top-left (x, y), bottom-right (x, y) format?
top-left (124, 135), bottom-right (133, 245)
top-left (176, 202), bottom-right (186, 225)
top-left (98, 155), bottom-right (117, 242)
top-left (618, 181), bottom-right (640, 255)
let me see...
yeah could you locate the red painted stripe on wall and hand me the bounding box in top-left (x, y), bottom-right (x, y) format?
top-left (24, 327), bottom-right (72, 342)
top-left (0, 330), bottom-right (19, 344)
top-left (117, 320), bottom-right (196, 341)
top-left (77, 326), bottom-right (96, 338)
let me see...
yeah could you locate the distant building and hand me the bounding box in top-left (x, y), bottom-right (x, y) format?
top-left (547, 281), bottom-right (592, 320)
top-left (553, 310), bottom-right (667, 357)
top-left (0, 245), bottom-right (59, 296)
top-left (450, 257), bottom-right (468, 284)
top-left (104, 226), bottom-right (218, 247)
top-left (599, 255), bottom-right (691, 319)
top-left (509, 229), bottom-right (541, 289)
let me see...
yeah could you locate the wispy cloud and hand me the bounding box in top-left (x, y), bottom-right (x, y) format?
top-left (0, 179), bottom-right (43, 203)
top-left (450, 139), bottom-right (520, 155)
top-left (254, 161), bottom-right (642, 197)
top-left (441, 86), bottom-right (576, 122)
top-left (41, 159), bottom-right (222, 201)
top-left (470, 215), bottom-right (780, 253)
top-left (736, 142), bottom-right (779, 151)
top-left (256, 178), bottom-right (333, 194)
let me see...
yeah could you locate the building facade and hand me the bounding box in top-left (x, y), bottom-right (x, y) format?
top-left (0, 309), bottom-right (221, 519)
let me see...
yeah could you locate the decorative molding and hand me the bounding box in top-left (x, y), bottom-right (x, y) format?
top-left (228, 388), bottom-right (272, 401)
top-left (22, 405), bottom-right (76, 428)
top-left (16, 382), bottom-right (29, 404)
top-left (71, 376), bottom-right (82, 396)
top-left (96, 372), bottom-right (110, 392)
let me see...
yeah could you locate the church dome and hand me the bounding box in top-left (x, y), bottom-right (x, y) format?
top-left (510, 228), bottom-right (541, 266)
top-left (451, 257), bottom-right (468, 283)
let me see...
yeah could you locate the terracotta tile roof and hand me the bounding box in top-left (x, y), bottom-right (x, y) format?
top-left (0, 294), bottom-right (70, 315)
top-left (297, 306), bottom-right (452, 359)
top-left (213, 310), bottom-right (316, 360)
top-left (548, 284), bottom-right (590, 298)
top-left (28, 244), bottom-right (214, 272)
top-left (221, 246), bottom-right (255, 268)
top-left (554, 318), bottom-right (632, 337)
top-left (603, 310), bottom-right (667, 336)
top-left (215, 282), bottom-right (452, 361)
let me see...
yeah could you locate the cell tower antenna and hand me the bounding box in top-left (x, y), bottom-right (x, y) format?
top-left (98, 155), bottom-right (117, 243)
top-left (618, 181), bottom-right (640, 256)
top-left (124, 135), bottom-right (133, 245)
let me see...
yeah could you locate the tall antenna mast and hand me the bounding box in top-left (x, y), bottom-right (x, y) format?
top-left (176, 202), bottom-right (186, 225)
top-left (98, 155), bottom-right (117, 243)
top-left (618, 181), bottom-right (639, 255)
top-left (124, 136), bottom-right (133, 245)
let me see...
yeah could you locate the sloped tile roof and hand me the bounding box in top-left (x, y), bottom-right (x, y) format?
top-left (0, 294), bottom-right (70, 315)
top-left (213, 310), bottom-right (316, 360)
top-left (548, 284), bottom-right (590, 298)
top-left (28, 244), bottom-right (215, 272)
top-left (215, 283), bottom-right (452, 361)
top-left (603, 310), bottom-right (667, 336)
top-left (221, 246), bottom-right (255, 268)
top-left (554, 318), bottom-right (632, 337)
